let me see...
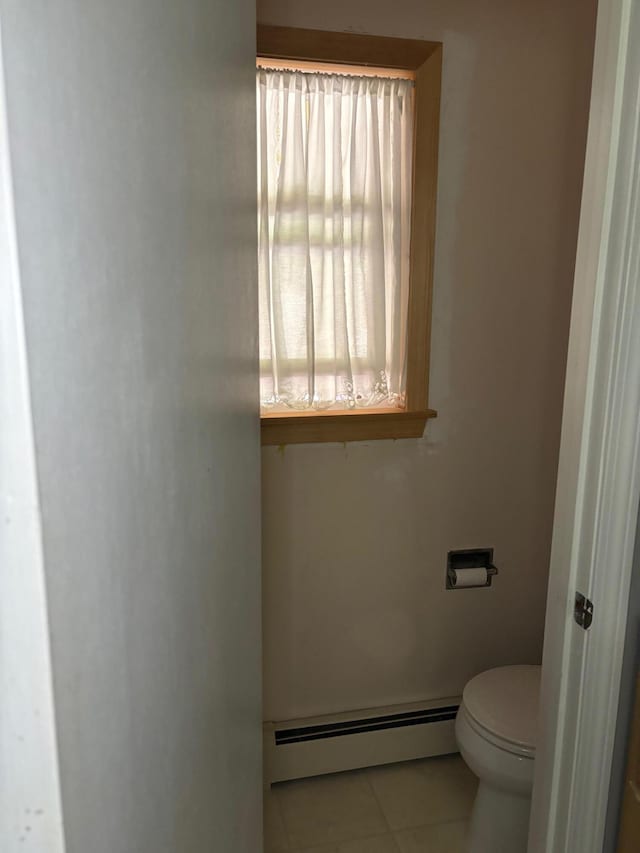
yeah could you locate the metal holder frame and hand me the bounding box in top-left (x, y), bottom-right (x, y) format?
top-left (446, 548), bottom-right (499, 589)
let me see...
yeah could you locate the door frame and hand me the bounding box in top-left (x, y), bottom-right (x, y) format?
top-left (528, 0), bottom-right (640, 850)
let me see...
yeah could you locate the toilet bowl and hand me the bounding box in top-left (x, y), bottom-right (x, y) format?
top-left (455, 665), bottom-right (541, 853)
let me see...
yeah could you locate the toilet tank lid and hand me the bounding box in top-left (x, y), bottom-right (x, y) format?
top-left (462, 665), bottom-right (541, 750)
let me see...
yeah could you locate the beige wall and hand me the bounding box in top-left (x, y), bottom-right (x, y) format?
top-left (259, 0), bottom-right (597, 723)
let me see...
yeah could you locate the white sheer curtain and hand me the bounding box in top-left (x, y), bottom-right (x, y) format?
top-left (257, 68), bottom-right (414, 411)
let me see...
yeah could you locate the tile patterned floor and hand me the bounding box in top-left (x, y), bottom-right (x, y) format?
top-left (265, 754), bottom-right (477, 853)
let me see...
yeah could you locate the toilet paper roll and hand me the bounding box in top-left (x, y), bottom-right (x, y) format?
top-left (451, 567), bottom-right (488, 588)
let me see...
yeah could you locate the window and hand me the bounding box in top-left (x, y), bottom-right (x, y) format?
top-left (257, 27), bottom-right (442, 445)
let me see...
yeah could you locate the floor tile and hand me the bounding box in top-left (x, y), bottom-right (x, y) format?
top-left (293, 835), bottom-right (401, 852)
top-left (366, 755), bottom-right (477, 830)
top-left (265, 785), bottom-right (290, 853)
top-left (394, 820), bottom-right (468, 853)
top-left (275, 770), bottom-right (388, 849)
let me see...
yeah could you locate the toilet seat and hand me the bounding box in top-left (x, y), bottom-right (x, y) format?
top-left (460, 704), bottom-right (535, 759)
top-left (461, 665), bottom-right (540, 757)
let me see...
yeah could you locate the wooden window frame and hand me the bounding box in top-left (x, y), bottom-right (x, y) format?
top-left (257, 25), bottom-right (441, 446)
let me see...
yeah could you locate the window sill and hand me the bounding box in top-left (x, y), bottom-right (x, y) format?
top-left (260, 407), bottom-right (437, 446)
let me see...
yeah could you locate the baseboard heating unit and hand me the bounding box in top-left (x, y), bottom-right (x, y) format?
top-left (264, 696), bottom-right (461, 783)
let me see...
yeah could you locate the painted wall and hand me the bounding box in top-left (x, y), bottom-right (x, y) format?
top-left (0, 25), bottom-right (65, 851)
top-left (259, 0), bottom-right (598, 722)
top-left (0, 2), bottom-right (261, 852)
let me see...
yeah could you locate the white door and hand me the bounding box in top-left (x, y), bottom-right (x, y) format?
top-left (0, 2), bottom-right (261, 852)
top-left (529, 1), bottom-right (640, 851)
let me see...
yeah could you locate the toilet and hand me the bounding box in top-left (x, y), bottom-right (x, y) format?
top-left (455, 664), bottom-right (541, 853)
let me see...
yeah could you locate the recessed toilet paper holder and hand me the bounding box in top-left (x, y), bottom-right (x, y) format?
top-left (446, 548), bottom-right (499, 589)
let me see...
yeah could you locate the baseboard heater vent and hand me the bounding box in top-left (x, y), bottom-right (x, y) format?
top-left (265, 696), bottom-right (462, 783)
top-left (275, 705), bottom-right (459, 746)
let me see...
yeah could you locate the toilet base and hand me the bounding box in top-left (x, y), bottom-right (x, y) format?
top-left (467, 780), bottom-right (531, 853)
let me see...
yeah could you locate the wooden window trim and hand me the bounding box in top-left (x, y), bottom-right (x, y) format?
top-left (257, 25), bottom-right (442, 446)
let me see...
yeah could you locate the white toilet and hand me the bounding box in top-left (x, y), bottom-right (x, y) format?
top-left (455, 664), bottom-right (541, 853)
